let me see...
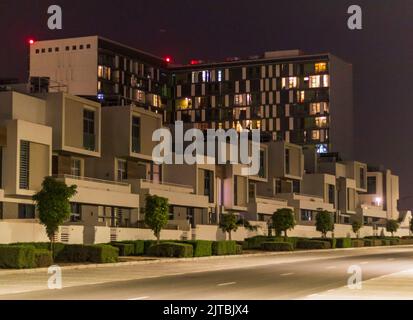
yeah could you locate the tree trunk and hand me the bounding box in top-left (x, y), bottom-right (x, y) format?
top-left (228, 231), bottom-right (232, 241)
top-left (156, 232), bottom-right (160, 244)
top-left (284, 230), bottom-right (288, 241)
top-left (50, 232), bottom-right (55, 262)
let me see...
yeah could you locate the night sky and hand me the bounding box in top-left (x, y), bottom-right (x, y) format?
top-left (1, 0), bottom-right (413, 207)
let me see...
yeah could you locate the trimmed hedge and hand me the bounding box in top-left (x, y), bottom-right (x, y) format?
top-left (312, 238), bottom-right (336, 249)
top-left (147, 242), bottom-right (193, 258)
top-left (0, 246), bottom-right (36, 269)
top-left (296, 240), bottom-right (331, 250)
top-left (261, 242), bottom-right (294, 251)
top-left (110, 243), bottom-right (135, 256)
top-left (212, 241), bottom-right (237, 255)
top-left (336, 238), bottom-right (352, 248)
top-left (400, 238), bottom-right (413, 245)
top-left (112, 241), bottom-right (145, 256)
top-left (244, 236), bottom-right (301, 249)
top-left (34, 249), bottom-right (53, 267)
top-left (351, 239), bottom-right (364, 247)
top-left (364, 239), bottom-right (382, 247)
top-left (89, 245), bottom-right (119, 263)
top-left (183, 240), bottom-right (212, 257)
top-left (11, 242), bottom-right (66, 259)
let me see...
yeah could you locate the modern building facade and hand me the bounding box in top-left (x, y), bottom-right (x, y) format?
top-left (30, 37), bottom-right (354, 160)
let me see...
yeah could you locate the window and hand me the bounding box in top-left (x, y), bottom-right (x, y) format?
top-left (65, 46), bottom-right (70, 51)
top-left (152, 95), bottom-right (161, 107)
top-left (72, 45), bottom-right (77, 50)
top-left (360, 167), bottom-right (366, 189)
top-left (298, 91), bottom-right (305, 103)
top-left (285, 149), bottom-right (290, 175)
top-left (275, 179), bottom-right (282, 194)
top-left (35, 49), bottom-right (40, 54)
top-left (86, 44), bottom-right (91, 49)
top-left (309, 75), bottom-right (321, 88)
top-left (176, 98), bottom-right (192, 110)
top-left (367, 176), bottom-right (377, 194)
top-left (282, 77), bottom-right (297, 89)
top-left (293, 180), bottom-right (300, 193)
top-left (48, 48), bottom-right (52, 53)
top-left (311, 130), bottom-right (320, 140)
top-left (19, 140), bottom-right (30, 189)
top-left (151, 163), bottom-right (161, 183)
top-left (41, 49), bottom-right (45, 53)
top-left (117, 159), bottom-right (127, 182)
top-left (79, 45), bottom-right (84, 50)
top-left (18, 204), bottom-right (35, 219)
top-left (131, 116), bottom-right (141, 153)
top-left (249, 181), bottom-right (256, 199)
top-left (309, 103), bottom-right (321, 115)
top-left (135, 90), bottom-right (145, 103)
top-left (70, 203), bottom-right (82, 222)
top-left (234, 94), bottom-right (244, 106)
top-left (322, 75), bottom-right (329, 87)
top-left (315, 62), bottom-right (327, 73)
top-left (217, 70), bottom-right (223, 82)
top-left (204, 170), bottom-right (214, 203)
top-left (343, 216), bottom-right (350, 224)
top-left (83, 109), bottom-right (95, 150)
top-left (316, 144), bottom-right (328, 154)
top-left (301, 209), bottom-right (312, 221)
top-left (258, 150), bottom-right (266, 178)
top-left (55, 47), bottom-right (59, 52)
top-left (315, 116), bottom-right (327, 128)
top-left (70, 158), bottom-right (82, 177)
top-left (328, 184), bottom-right (335, 206)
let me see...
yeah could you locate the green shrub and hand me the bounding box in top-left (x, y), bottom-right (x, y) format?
top-left (243, 236), bottom-right (274, 249)
top-left (261, 242), bottom-right (294, 251)
top-left (147, 242), bottom-right (193, 258)
top-left (183, 240), bottom-right (212, 257)
top-left (351, 239), bottom-right (364, 247)
top-left (296, 240), bottom-right (331, 250)
top-left (89, 245), bottom-right (119, 263)
top-left (0, 246), bottom-right (36, 269)
top-left (114, 240), bottom-right (145, 256)
top-left (34, 249), bottom-right (53, 267)
top-left (336, 238), bottom-right (352, 248)
top-left (11, 242), bottom-right (66, 259)
top-left (110, 243), bottom-right (135, 256)
top-left (56, 244), bottom-right (89, 262)
top-left (236, 244), bottom-right (243, 255)
top-left (381, 239), bottom-right (391, 246)
top-left (212, 241), bottom-right (237, 255)
top-left (364, 239), bottom-right (382, 247)
top-left (400, 238), bottom-right (413, 245)
top-left (312, 237), bottom-right (336, 249)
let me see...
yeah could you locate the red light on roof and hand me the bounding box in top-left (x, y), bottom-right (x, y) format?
top-left (190, 60), bottom-right (199, 65)
top-left (28, 39), bottom-right (35, 45)
top-left (165, 56), bottom-right (172, 63)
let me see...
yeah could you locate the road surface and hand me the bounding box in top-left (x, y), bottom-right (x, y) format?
top-left (1, 246), bottom-right (413, 300)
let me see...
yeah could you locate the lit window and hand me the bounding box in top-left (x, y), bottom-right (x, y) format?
top-left (135, 90), bottom-right (145, 103)
top-left (309, 103), bottom-right (321, 115)
top-left (98, 66), bottom-right (103, 78)
top-left (311, 130), bottom-right (320, 140)
top-left (315, 62), bottom-right (327, 73)
top-left (282, 77), bottom-right (297, 89)
top-left (217, 70), bottom-right (223, 82)
top-left (315, 116), bottom-right (327, 128)
top-left (202, 70), bottom-right (211, 82)
top-left (309, 75), bottom-right (321, 88)
top-left (234, 94), bottom-right (244, 106)
top-left (316, 144), bottom-right (328, 154)
top-left (246, 94), bottom-right (252, 105)
top-left (117, 159), bottom-right (127, 182)
top-left (70, 158), bottom-right (82, 177)
top-left (322, 75), bottom-right (329, 87)
top-left (97, 81), bottom-right (101, 91)
top-left (298, 91), bottom-right (305, 103)
top-left (176, 98), bottom-right (192, 110)
top-left (152, 95), bottom-right (160, 107)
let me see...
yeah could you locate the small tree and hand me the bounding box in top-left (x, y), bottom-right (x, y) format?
top-left (219, 213), bottom-right (238, 240)
top-left (272, 208), bottom-right (296, 240)
top-left (33, 177), bottom-right (77, 258)
top-left (144, 195), bottom-right (169, 244)
top-left (237, 217), bottom-right (259, 232)
top-left (352, 221), bottom-right (362, 238)
top-left (315, 210), bottom-right (334, 238)
top-left (386, 219), bottom-right (399, 237)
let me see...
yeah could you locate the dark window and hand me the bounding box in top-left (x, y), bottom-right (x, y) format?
top-left (70, 203), bottom-right (82, 222)
top-left (249, 181), bottom-right (256, 199)
top-left (301, 209), bottom-right (312, 221)
top-left (79, 45), bottom-right (84, 50)
top-left (41, 49), bottom-right (45, 53)
top-left (328, 184), bottom-right (335, 206)
top-left (275, 179), bottom-right (282, 194)
top-left (360, 167), bottom-right (366, 189)
top-left (83, 109), bottom-right (95, 150)
top-left (35, 49), bottom-right (40, 54)
top-left (86, 44), bottom-right (91, 49)
top-left (285, 149), bottom-right (290, 174)
top-left (18, 204), bottom-right (35, 219)
top-left (367, 176), bottom-right (376, 194)
top-left (72, 45), bottom-right (77, 50)
top-left (48, 48), bottom-right (52, 52)
top-left (65, 46), bottom-right (70, 51)
top-left (52, 155), bottom-right (58, 175)
top-left (293, 180), bottom-right (300, 193)
top-left (55, 47), bottom-right (59, 52)
top-left (204, 170), bottom-right (214, 203)
top-left (258, 150), bottom-right (265, 178)
top-left (131, 116), bottom-right (141, 153)
top-left (19, 140), bottom-right (30, 189)
top-left (343, 216), bottom-right (350, 224)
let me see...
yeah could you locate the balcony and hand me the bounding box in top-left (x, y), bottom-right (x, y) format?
top-left (248, 195), bottom-right (289, 216)
top-left (276, 192), bottom-right (334, 212)
top-left (53, 174), bottom-right (131, 193)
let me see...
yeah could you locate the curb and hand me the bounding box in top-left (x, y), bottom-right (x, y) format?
top-left (1, 244), bottom-right (412, 276)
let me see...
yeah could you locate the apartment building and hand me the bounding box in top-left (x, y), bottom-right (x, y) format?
top-left (30, 37), bottom-right (354, 160)
top-left (0, 90), bottom-right (139, 239)
top-left (29, 36), bottom-right (170, 119)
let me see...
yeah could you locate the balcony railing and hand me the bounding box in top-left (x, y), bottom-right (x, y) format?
top-left (53, 174), bottom-right (129, 186)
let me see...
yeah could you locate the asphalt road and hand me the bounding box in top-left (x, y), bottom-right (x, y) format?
top-left (1, 246), bottom-right (413, 300)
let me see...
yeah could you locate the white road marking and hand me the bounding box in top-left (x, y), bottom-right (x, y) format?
top-left (386, 258), bottom-right (395, 261)
top-left (360, 261), bottom-right (369, 265)
top-left (325, 266), bottom-right (337, 269)
top-left (217, 282), bottom-right (236, 286)
top-left (128, 296), bottom-right (150, 300)
top-left (280, 273), bottom-right (294, 276)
